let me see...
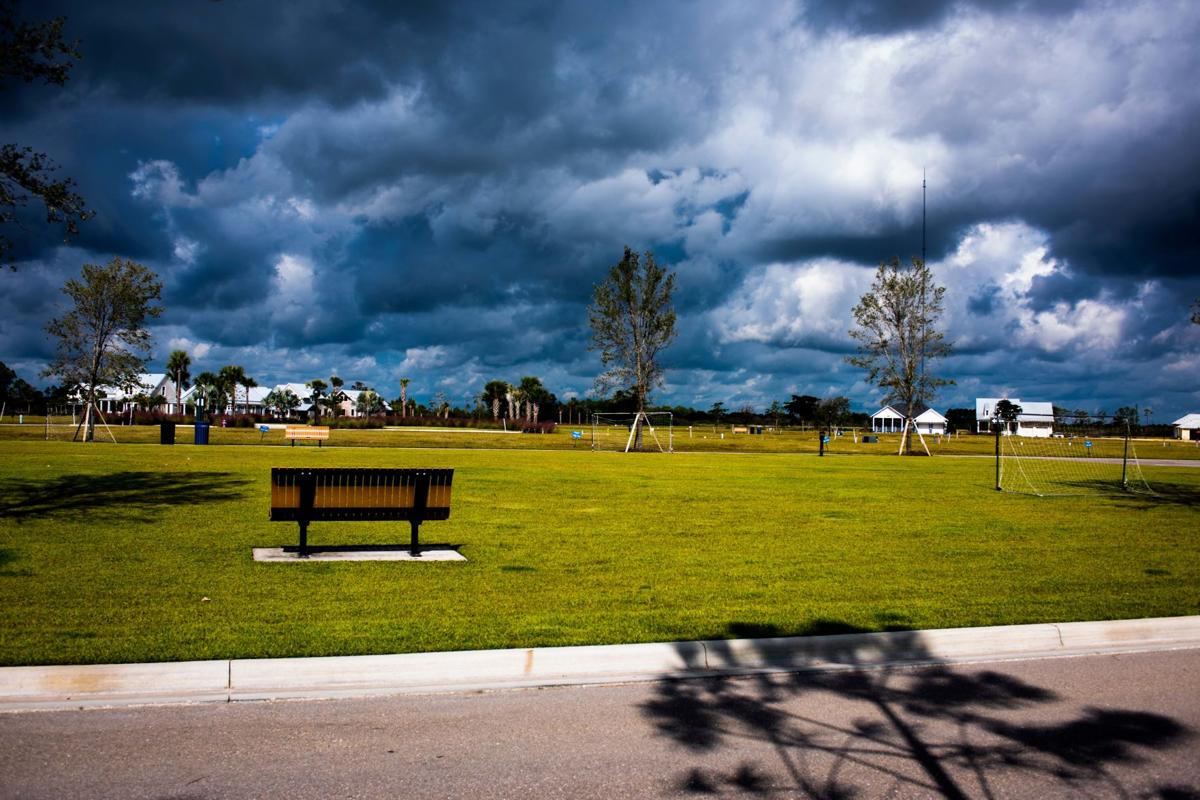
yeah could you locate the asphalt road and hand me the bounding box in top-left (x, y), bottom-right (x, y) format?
top-left (2, 648), bottom-right (1197, 799)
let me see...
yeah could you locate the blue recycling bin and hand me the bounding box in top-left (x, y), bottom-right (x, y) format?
top-left (194, 422), bottom-right (210, 445)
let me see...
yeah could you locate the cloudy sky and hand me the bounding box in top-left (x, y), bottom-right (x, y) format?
top-left (2, 0), bottom-right (1198, 419)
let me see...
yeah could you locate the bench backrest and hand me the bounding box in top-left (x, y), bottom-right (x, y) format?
top-left (270, 467), bottom-right (453, 521)
top-left (285, 425), bottom-right (330, 440)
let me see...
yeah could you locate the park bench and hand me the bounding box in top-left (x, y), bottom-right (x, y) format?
top-left (270, 467), bottom-right (454, 557)
top-left (285, 425), bottom-right (329, 447)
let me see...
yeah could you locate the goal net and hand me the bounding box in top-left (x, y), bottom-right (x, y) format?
top-left (591, 411), bottom-right (673, 453)
top-left (995, 414), bottom-right (1153, 497)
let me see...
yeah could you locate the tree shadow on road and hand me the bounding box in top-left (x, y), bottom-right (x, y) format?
top-left (0, 471), bottom-right (252, 523)
top-left (641, 622), bottom-right (1196, 798)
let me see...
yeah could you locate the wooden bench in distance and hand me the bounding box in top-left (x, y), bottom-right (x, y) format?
top-left (285, 425), bottom-right (329, 447)
top-left (270, 467), bottom-right (453, 557)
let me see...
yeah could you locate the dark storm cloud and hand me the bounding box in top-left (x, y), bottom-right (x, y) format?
top-left (802, 0), bottom-right (1083, 34)
top-left (2, 0), bottom-right (1199, 419)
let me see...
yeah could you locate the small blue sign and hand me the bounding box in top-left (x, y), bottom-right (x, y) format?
top-left (259, 425), bottom-right (270, 433)
top-left (571, 431), bottom-right (582, 439)
top-left (1085, 440), bottom-right (1093, 448)
top-left (822, 435), bottom-right (830, 443)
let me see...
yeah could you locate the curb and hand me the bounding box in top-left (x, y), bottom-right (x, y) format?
top-left (2, 616), bottom-right (1198, 711)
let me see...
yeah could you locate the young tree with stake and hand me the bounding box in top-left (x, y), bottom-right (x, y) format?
top-left (43, 257), bottom-right (163, 441)
top-left (588, 246), bottom-right (676, 448)
top-left (847, 256), bottom-right (952, 454)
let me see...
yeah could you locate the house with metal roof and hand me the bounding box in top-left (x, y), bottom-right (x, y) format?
top-left (975, 397), bottom-right (1055, 437)
top-left (1173, 413), bottom-right (1200, 441)
top-left (870, 404), bottom-right (947, 435)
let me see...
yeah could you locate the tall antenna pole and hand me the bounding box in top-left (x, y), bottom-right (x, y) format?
top-left (921, 168), bottom-right (927, 265)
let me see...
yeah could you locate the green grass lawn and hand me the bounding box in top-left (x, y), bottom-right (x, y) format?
top-left (1, 439), bottom-right (1197, 666)
top-left (5, 419), bottom-right (1198, 459)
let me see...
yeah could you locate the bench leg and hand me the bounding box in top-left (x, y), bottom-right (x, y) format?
top-left (409, 520), bottom-right (421, 557)
top-left (298, 520), bottom-right (310, 558)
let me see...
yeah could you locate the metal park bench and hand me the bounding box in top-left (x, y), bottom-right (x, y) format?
top-left (269, 467), bottom-right (454, 557)
top-left (285, 425), bottom-right (330, 447)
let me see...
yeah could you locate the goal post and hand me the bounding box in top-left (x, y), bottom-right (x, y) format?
top-left (590, 411), bottom-right (673, 453)
top-left (994, 413), bottom-right (1153, 496)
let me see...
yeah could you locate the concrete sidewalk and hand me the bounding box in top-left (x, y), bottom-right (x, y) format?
top-left (3, 615), bottom-right (1199, 712)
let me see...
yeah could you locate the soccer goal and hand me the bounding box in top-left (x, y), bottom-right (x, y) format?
top-left (591, 411), bottom-right (673, 453)
top-left (994, 414), bottom-right (1153, 497)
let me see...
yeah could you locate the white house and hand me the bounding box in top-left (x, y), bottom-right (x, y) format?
top-left (1173, 413), bottom-right (1200, 441)
top-left (870, 404), bottom-right (947, 435)
top-left (914, 407), bottom-right (948, 435)
top-left (976, 397), bottom-right (1055, 437)
top-left (976, 397), bottom-right (1013, 433)
top-left (333, 389), bottom-right (391, 418)
top-left (74, 373), bottom-right (175, 414)
top-left (269, 383), bottom-right (315, 416)
top-left (870, 405), bottom-right (905, 433)
top-left (1015, 401), bottom-right (1055, 438)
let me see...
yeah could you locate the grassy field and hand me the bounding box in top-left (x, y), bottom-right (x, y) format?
top-left (1, 438), bottom-right (1197, 667)
top-left (4, 419), bottom-right (1197, 459)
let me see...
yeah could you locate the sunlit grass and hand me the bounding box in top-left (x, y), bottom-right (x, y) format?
top-left (0, 439), bottom-right (1197, 666)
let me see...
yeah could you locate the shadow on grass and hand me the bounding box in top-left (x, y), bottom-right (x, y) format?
top-left (1122, 481), bottom-right (1200, 509)
top-left (642, 622), bottom-right (1195, 798)
top-left (0, 471), bottom-right (252, 522)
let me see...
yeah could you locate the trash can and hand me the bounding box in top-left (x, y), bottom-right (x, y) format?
top-left (194, 422), bottom-right (210, 445)
top-left (159, 421), bottom-right (176, 445)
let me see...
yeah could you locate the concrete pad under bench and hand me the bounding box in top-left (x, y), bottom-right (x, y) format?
top-left (253, 546), bottom-right (466, 562)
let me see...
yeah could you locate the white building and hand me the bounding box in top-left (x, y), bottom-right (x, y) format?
top-left (73, 373), bottom-right (176, 414)
top-left (976, 397), bottom-right (1055, 437)
top-left (870, 404), bottom-right (947, 435)
top-left (1173, 413), bottom-right (1200, 441)
top-left (1015, 401), bottom-right (1055, 438)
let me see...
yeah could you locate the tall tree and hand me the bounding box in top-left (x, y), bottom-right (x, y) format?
top-left (165, 349), bottom-right (190, 413)
top-left (191, 371), bottom-right (223, 418)
top-left (263, 387), bottom-right (300, 419)
top-left (1, 1), bottom-right (90, 269)
top-left (817, 396), bottom-right (851, 429)
top-left (329, 375), bottom-right (344, 417)
top-left (355, 389), bottom-right (384, 419)
top-left (994, 399), bottom-right (1022, 433)
top-left (398, 377), bottom-right (410, 419)
top-left (241, 375), bottom-right (258, 415)
top-left (217, 365), bottom-right (245, 415)
top-left (847, 256), bottom-right (952, 453)
top-left (306, 379), bottom-right (328, 422)
top-left (481, 380), bottom-right (509, 421)
top-left (784, 394), bottom-right (820, 424)
top-left (43, 258), bottom-right (162, 441)
top-left (588, 246), bottom-right (677, 413)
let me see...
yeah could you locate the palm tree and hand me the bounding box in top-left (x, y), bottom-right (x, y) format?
top-left (165, 350), bottom-right (191, 415)
top-left (192, 371), bottom-right (223, 418)
top-left (398, 377), bottom-right (410, 419)
top-left (264, 387), bottom-right (301, 419)
top-left (306, 379), bottom-right (328, 422)
top-left (218, 365), bottom-right (246, 415)
top-left (329, 375), bottom-right (344, 417)
top-left (241, 375), bottom-right (258, 415)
